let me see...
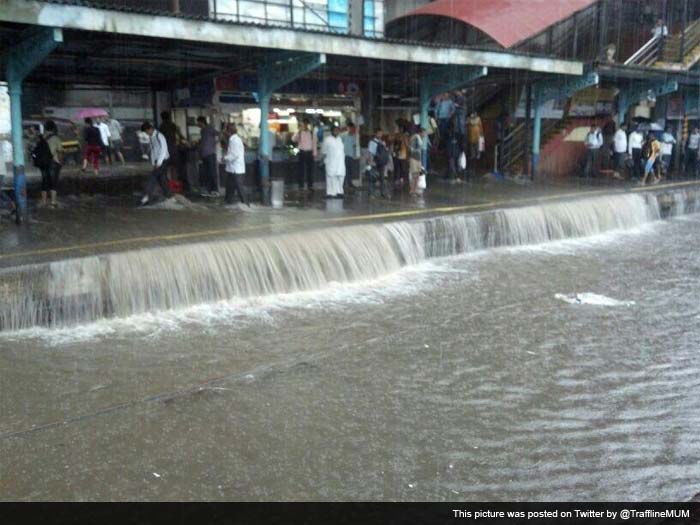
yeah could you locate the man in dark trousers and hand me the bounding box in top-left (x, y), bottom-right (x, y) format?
top-left (196, 116), bottom-right (219, 196)
top-left (140, 121), bottom-right (171, 205)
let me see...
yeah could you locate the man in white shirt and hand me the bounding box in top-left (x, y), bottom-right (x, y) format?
top-left (661, 127), bottom-right (677, 176)
top-left (321, 125), bottom-right (346, 199)
top-left (223, 124), bottom-right (249, 206)
top-left (96, 116), bottom-right (112, 166)
top-left (107, 113), bottom-right (125, 165)
top-left (140, 121), bottom-right (170, 205)
top-left (613, 124), bottom-right (627, 175)
top-left (583, 126), bottom-right (603, 178)
top-left (685, 127), bottom-right (700, 179)
top-left (651, 19), bottom-right (668, 39)
top-left (628, 127), bottom-right (644, 180)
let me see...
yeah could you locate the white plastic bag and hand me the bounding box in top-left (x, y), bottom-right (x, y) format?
top-left (478, 136), bottom-right (486, 152)
top-left (417, 174), bottom-right (427, 190)
top-left (458, 151), bottom-right (467, 170)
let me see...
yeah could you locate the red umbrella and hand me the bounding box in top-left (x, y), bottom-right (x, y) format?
top-left (74, 107), bottom-right (108, 120)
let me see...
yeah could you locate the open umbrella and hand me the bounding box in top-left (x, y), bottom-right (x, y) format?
top-left (74, 107), bottom-right (108, 120)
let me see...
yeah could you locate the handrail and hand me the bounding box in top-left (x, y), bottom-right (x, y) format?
top-left (624, 35), bottom-right (661, 65)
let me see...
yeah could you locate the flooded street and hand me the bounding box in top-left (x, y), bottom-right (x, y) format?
top-left (1, 204), bottom-right (700, 501)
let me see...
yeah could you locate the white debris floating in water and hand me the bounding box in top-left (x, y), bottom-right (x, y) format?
top-left (555, 293), bottom-right (635, 307)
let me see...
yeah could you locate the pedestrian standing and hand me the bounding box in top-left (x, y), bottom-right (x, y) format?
top-left (159, 111), bottom-right (183, 182)
top-left (196, 116), bottom-right (219, 197)
top-left (341, 123), bottom-right (358, 191)
top-left (222, 124), bottom-right (249, 206)
top-left (651, 18), bottom-right (668, 39)
top-left (140, 121), bottom-right (170, 205)
top-left (321, 125), bottom-right (346, 199)
top-left (0, 137), bottom-right (16, 217)
top-left (137, 129), bottom-right (150, 160)
top-left (42, 120), bottom-right (63, 208)
top-left (661, 127), bottom-right (676, 177)
top-left (641, 132), bottom-right (661, 186)
top-left (613, 124), bottom-right (628, 176)
top-left (96, 116), bottom-right (112, 166)
top-left (409, 127), bottom-right (424, 196)
top-left (393, 127), bottom-right (410, 188)
top-left (584, 125), bottom-right (603, 178)
top-left (685, 127), bottom-right (700, 179)
top-left (368, 129), bottom-right (389, 197)
top-left (81, 117), bottom-right (102, 176)
top-left (436, 94), bottom-right (455, 148)
top-left (107, 113), bottom-right (125, 165)
top-left (292, 119), bottom-right (316, 192)
top-left (628, 126), bottom-right (644, 180)
top-left (467, 111), bottom-right (484, 164)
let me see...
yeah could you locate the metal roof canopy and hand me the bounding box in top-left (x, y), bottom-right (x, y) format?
top-left (0, 22), bottom-right (575, 104)
top-left (393, 0), bottom-right (598, 49)
top-left (0, 0), bottom-right (584, 76)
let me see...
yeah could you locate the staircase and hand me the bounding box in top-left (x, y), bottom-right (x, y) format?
top-left (625, 19), bottom-right (700, 70)
top-left (656, 19), bottom-right (700, 69)
top-left (497, 118), bottom-right (565, 175)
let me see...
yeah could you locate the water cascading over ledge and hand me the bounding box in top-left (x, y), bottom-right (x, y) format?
top-left (1, 189), bottom-right (698, 332)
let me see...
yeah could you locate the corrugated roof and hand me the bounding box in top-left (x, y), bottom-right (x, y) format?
top-left (401, 0), bottom-right (599, 48)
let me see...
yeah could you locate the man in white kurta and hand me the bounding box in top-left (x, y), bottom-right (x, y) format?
top-left (321, 126), bottom-right (346, 198)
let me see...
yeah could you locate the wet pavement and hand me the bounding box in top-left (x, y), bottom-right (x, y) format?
top-left (3, 163), bottom-right (694, 269)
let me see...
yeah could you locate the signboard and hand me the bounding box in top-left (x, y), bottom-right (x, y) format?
top-left (569, 87), bottom-right (617, 117)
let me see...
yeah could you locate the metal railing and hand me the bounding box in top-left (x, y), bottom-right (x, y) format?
top-left (624, 35), bottom-right (662, 66)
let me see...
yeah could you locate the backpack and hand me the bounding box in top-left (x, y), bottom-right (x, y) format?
top-left (373, 139), bottom-right (390, 167)
top-left (32, 136), bottom-right (53, 169)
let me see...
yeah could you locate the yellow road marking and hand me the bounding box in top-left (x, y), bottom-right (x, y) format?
top-left (1, 182), bottom-right (697, 262)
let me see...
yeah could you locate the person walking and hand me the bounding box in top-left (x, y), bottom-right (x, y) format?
top-left (393, 127), bottom-right (410, 188)
top-left (641, 132), bottom-right (661, 186)
top-left (613, 124), bottom-right (627, 177)
top-left (107, 113), bottom-right (125, 165)
top-left (41, 120), bottom-right (63, 208)
top-left (651, 18), bottom-right (669, 39)
top-left (685, 127), bottom-right (700, 179)
top-left (341, 122), bottom-right (358, 191)
top-left (292, 118), bottom-right (316, 192)
top-left (321, 125), bottom-right (346, 199)
top-left (96, 116), bottom-right (112, 167)
top-left (222, 124), bottom-right (249, 206)
top-left (628, 126), bottom-right (644, 181)
top-left (140, 121), bottom-right (170, 205)
top-left (661, 127), bottom-right (676, 177)
top-left (81, 117), bottom-right (102, 176)
top-left (196, 116), bottom-right (219, 197)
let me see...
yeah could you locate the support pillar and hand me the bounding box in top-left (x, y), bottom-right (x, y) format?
top-left (3, 27), bottom-right (62, 224)
top-left (617, 91), bottom-right (628, 127)
top-left (531, 84), bottom-right (543, 179)
top-left (257, 52), bottom-right (325, 204)
top-left (524, 82), bottom-right (532, 178)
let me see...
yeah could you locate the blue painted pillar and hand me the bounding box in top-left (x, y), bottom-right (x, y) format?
top-left (256, 52), bottom-right (325, 204)
top-left (617, 91), bottom-right (628, 127)
top-left (531, 84), bottom-right (543, 178)
top-left (8, 81), bottom-right (26, 218)
top-left (4, 27), bottom-right (62, 223)
top-left (419, 78), bottom-right (431, 131)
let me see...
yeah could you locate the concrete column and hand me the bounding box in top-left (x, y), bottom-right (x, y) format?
top-left (531, 84), bottom-right (543, 178)
top-left (419, 77), bottom-right (431, 131)
top-left (8, 81), bottom-right (25, 222)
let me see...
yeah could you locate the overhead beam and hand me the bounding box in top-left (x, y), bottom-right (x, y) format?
top-left (618, 80), bottom-right (679, 125)
top-left (0, 0), bottom-right (585, 76)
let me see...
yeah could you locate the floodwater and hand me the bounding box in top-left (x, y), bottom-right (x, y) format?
top-left (1, 202), bottom-right (699, 501)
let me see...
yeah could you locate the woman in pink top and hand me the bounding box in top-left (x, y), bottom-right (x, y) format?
top-left (293, 118), bottom-right (316, 192)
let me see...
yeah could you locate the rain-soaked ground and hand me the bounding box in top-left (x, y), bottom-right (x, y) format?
top-left (1, 209), bottom-right (699, 501)
top-left (0, 167), bottom-right (674, 269)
